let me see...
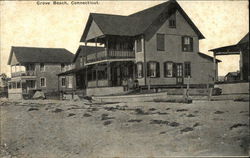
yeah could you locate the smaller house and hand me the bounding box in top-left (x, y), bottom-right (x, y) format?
top-left (224, 71), bottom-right (240, 82)
top-left (7, 46), bottom-right (74, 99)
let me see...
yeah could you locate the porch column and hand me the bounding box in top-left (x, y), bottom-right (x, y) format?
top-left (134, 38), bottom-right (137, 53)
top-left (239, 50), bottom-right (243, 80)
top-left (213, 52), bottom-right (217, 82)
top-left (106, 37), bottom-right (109, 59)
top-left (132, 62), bottom-right (136, 80)
top-left (95, 38), bottom-right (97, 61)
top-left (107, 62), bottom-right (111, 86)
top-left (85, 66), bottom-right (88, 88)
top-left (96, 64), bottom-right (98, 87)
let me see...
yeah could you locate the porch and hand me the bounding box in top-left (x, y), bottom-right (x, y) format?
top-left (86, 61), bottom-right (135, 88)
top-left (85, 49), bottom-right (135, 64)
top-left (8, 78), bottom-right (37, 99)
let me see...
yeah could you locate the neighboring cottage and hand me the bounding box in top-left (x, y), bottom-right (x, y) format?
top-left (224, 71), bottom-right (240, 82)
top-left (59, 0), bottom-right (221, 96)
top-left (7, 46), bottom-right (74, 99)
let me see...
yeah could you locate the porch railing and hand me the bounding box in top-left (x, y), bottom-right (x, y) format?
top-left (11, 71), bottom-right (36, 78)
top-left (86, 49), bottom-right (135, 63)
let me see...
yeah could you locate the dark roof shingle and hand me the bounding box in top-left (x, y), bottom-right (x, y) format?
top-left (8, 46), bottom-right (74, 65)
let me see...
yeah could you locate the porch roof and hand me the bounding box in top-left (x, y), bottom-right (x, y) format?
top-left (57, 68), bottom-right (84, 76)
top-left (209, 44), bottom-right (240, 55)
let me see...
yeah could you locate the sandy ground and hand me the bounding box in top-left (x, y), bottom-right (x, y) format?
top-left (0, 97), bottom-right (249, 158)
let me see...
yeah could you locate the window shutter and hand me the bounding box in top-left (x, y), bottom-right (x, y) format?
top-left (182, 37), bottom-right (185, 51)
top-left (190, 37), bottom-right (193, 51)
top-left (156, 62), bottom-right (160, 77)
top-left (147, 62), bottom-right (150, 77)
top-left (163, 62), bottom-right (167, 77)
top-left (173, 63), bottom-right (177, 77)
top-left (141, 63), bottom-right (144, 77)
top-left (135, 63), bottom-right (138, 78)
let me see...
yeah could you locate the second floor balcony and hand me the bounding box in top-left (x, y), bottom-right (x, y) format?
top-left (11, 71), bottom-right (36, 78)
top-left (86, 49), bottom-right (135, 64)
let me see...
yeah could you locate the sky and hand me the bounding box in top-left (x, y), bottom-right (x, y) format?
top-left (0, 0), bottom-right (249, 77)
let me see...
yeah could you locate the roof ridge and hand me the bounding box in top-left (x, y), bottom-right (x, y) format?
top-left (129, 1), bottom-right (171, 17)
top-left (12, 46), bottom-right (67, 50)
top-left (90, 12), bottom-right (128, 17)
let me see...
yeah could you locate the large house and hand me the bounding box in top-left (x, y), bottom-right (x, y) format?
top-left (59, 0), bottom-right (220, 96)
top-left (7, 46), bottom-right (74, 99)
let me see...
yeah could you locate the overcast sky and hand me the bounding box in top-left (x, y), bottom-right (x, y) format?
top-left (0, 0), bottom-right (249, 76)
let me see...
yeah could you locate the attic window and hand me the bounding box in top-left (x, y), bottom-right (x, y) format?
top-left (169, 12), bottom-right (176, 28)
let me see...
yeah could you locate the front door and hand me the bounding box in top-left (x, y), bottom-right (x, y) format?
top-left (176, 63), bottom-right (183, 85)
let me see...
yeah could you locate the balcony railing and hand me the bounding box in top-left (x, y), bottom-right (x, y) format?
top-left (11, 71), bottom-right (36, 78)
top-left (86, 49), bottom-right (135, 63)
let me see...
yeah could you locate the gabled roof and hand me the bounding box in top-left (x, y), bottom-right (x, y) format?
top-left (198, 52), bottom-right (221, 62)
top-left (80, 0), bottom-right (204, 42)
top-left (8, 46), bottom-right (74, 65)
top-left (72, 45), bottom-right (105, 63)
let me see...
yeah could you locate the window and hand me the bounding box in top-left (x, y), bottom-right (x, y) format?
top-left (182, 36), bottom-right (193, 52)
top-left (157, 34), bottom-right (165, 51)
top-left (80, 56), bottom-right (83, 67)
top-left (61, 63), bottom-right (65, 72)
top-left (136, 62), bottom-right (143, 78)
top-left (164, 62), bottom-right (173, 77)
top-left (40, 63), bottom-right (45, 71)
top-left (169, 13), bottom-right (176, 28)
top-left (29, 80), bottom-right (36, 88)
top-left (68, 76), bottom-right (73, 88)
top-left (87, 69), bottom-right (92, 81)
top-left (8, 83), bottom-right (11, 89)
top-left (98, 68), bottom-right (107, 80)
top-left (61, 77), bottom-right (66, 87)
top-left (26, 64), bottom-right (35, 71)
top-left (136, 39), bottom-right (142, 52)
top-left (184, 62), bottom-right (191, 77)
top-left (17, 82), bottom-right (21, 88)
top-left (40, 77), bottom-right (46, 87)
top-left (12, 82), bottom-right (16, 89)
top-left (147, 62), bottom-right (160, 78)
